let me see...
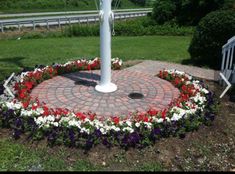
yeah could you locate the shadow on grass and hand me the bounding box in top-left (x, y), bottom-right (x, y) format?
top-left (181, 58), bottom-right (195, 65)
top-left (0, 57), bottom-right (26, 68)
top-left (0, 57), bottom-right (35, 82)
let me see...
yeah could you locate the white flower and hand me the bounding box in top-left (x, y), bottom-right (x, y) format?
top-left (157, 118), bottom-right (164, 123)
top-left (52, 122), bottom-right (59, 127)
top-left (123, 127), bottom-right (134, 133)
top-left (125, 120), bottom-right (132, 127)
top-left (144, 122), bottom-right (152, 129)
top-left (201, 88), bottom-right (209, 94)
top-left (100, 128), bottom-right (107, 135)
top-left (135, 122), bottom-right (140, 128)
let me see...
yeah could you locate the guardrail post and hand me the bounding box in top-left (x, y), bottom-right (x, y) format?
top-left (1, 23), bottom-right (4, 33)
top-left (58, 18), bottom-right (61, 28)
top-left (32, 20), bottom-right (36, 30)
top-left (69, 18), bottom-right (71, 26)
top-left (18, 23), bottom-right (21, 32)
top-left (46, 20), bottom-right (49, 30)
top-left (86, 17), bottom-right (89, 24)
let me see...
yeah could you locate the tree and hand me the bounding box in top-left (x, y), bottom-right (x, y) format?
top-left (152, 0), bottom-right (230, 26)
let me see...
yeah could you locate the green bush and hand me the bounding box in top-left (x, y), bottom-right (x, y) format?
top-left (188, 10), bottom-right (235, 69)
top-left (152, 0), bottom-right (176, 25)
top-left (64, 17), bottom-right (194, 37)
top-left (151, 0), bottom-right (232, 26)
top-left (63, 24), bottom-right (99, 37)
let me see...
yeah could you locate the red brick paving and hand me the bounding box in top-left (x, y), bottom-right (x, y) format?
top-left (31, 69), bottom-right (179, 118)
top-left (126, 60), bottom-right (220, 81)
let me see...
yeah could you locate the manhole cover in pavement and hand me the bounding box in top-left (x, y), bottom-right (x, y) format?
top-left (128, 92), bottom-right (144, 99)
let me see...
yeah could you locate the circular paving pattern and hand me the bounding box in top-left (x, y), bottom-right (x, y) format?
top-left (30, 70), bottom-right (180, 118)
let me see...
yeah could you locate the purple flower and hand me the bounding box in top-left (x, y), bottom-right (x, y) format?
top-left (15, 118), bottom-right (22, 127)
top-left (69, 129), bottom-right (75, 143)
top-left (13, 129), bottom-right (21, 139)
top-left (153, 128), bottom-right (161, 135)
top-left (94, 129), bottom-right (102, 137)
top-left (0, 84), bottom-right (4, 95)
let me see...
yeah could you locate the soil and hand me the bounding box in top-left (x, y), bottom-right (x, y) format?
top-left (0, 80), bottom-right (234, 171)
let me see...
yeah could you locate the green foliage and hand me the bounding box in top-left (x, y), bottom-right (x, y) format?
top-left (188, 10), bottom-right (235, 69)
top-left (0, 0), bottom-right (149, 13)
top-left (130, 0), bottom-right (147, 6)
top-left (152, 0), bottom-right (233, 26)
top-left (64, 24), bottom-right (99, 37)
top-left (152, 0), bottom-right (176, 25)
top-left (177, 0), bottom-right (225, 26)
top-left (64, 17), bottom-right (194, 37)
top-left (0, 139), bottom-right (41, 171)
top-left (0, 138), bottom-right (101, 171)
top-left (135, 162), bottom-right (163, 171)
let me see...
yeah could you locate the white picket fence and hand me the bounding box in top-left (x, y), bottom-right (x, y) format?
top-left (221, 36), bottom-right (235, 83)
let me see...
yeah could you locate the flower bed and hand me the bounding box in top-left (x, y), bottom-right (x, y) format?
top-left (0, 58), bottom-right (217, 149)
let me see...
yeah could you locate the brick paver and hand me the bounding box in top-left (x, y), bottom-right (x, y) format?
top-left (126, 60), bottom-right (220, 81)
top-left (31, 60), bottom-right (218, 118)
top-left (31, 69), bottom-right (179, 118)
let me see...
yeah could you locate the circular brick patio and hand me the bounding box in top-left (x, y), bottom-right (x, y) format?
top-left (30, 70), bottom-right (179, 118)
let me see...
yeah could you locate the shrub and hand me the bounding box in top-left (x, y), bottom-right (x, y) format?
top-left (63, 17), bottom-right (194, 37)
top-left (188, 10), bottom-right (235, 69)
top-left (152, 0), bottom-right (231, 26)
top-left (152, 0), bottom-right (176, 25)
top-left (129, 0), bottom-right (146, 6)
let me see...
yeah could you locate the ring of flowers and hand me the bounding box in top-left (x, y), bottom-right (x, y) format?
top-left (0, 58), bottom-right (216, 148)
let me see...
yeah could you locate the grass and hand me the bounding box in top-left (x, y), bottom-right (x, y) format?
top-left (0, 36), bottom-right (191, 81)
top-left (0, 0), bottom-right (151, 13)
top-left (0, 137), bottom-right (101, 171)
top-left (135, 163), bottom-right (163, 171)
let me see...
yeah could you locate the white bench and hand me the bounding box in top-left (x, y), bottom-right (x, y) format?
top-left (221, 36), bottom-right (235, 84)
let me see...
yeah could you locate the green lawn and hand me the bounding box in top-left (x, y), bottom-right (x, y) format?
top-left (0, 136), bottom-right (163, 171)
top-left (0, 137), bottom-right (101, 171)
top-left (0, 36), bottom-right (191, 81)
top-left (0, 0), bottom-right (151, 13)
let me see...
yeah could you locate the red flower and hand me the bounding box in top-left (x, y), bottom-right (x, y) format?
top-left (159, 71), bottom-right (163, 78)
top-left (181, 85), bottom-right (187, 92)
top-left (22, 101), bottom-right (29, 109)
top-left (43, 105), bottom-right (50, 116)
top-left (87, 64), bottom-right (91, 71)
top-left (19, 89), bottom-right (27, 99)
top-left (88, 112), bottom-right (96, 121)
top-left (75, 112), bottom-right (86, 121)
top-left (148, 108), bottom-right (158, 116)
top-left (32, 103), bottom-right (38, 110)
top-left (25, 81), bottom-right (33, 91)
top-left (143, 116), bottom-right (149, 122)
top-left (14, 83), bottom-right (19, 91)
top-left (174, 77), bottom-right (181, 86)
top-left (161, 109), bottom-right (167, 120)
top-left (113, 116), bottom-right (120, 125)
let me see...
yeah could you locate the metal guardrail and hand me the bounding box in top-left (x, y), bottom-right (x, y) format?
top-left (0, 11), bottom-right (151, 32)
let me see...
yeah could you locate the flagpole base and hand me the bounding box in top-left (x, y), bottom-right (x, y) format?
top-left (95, 83), bottom-right (117, 93)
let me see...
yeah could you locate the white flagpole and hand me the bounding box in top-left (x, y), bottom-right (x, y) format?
top-left (95, 0), bottom-right (117, 93)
